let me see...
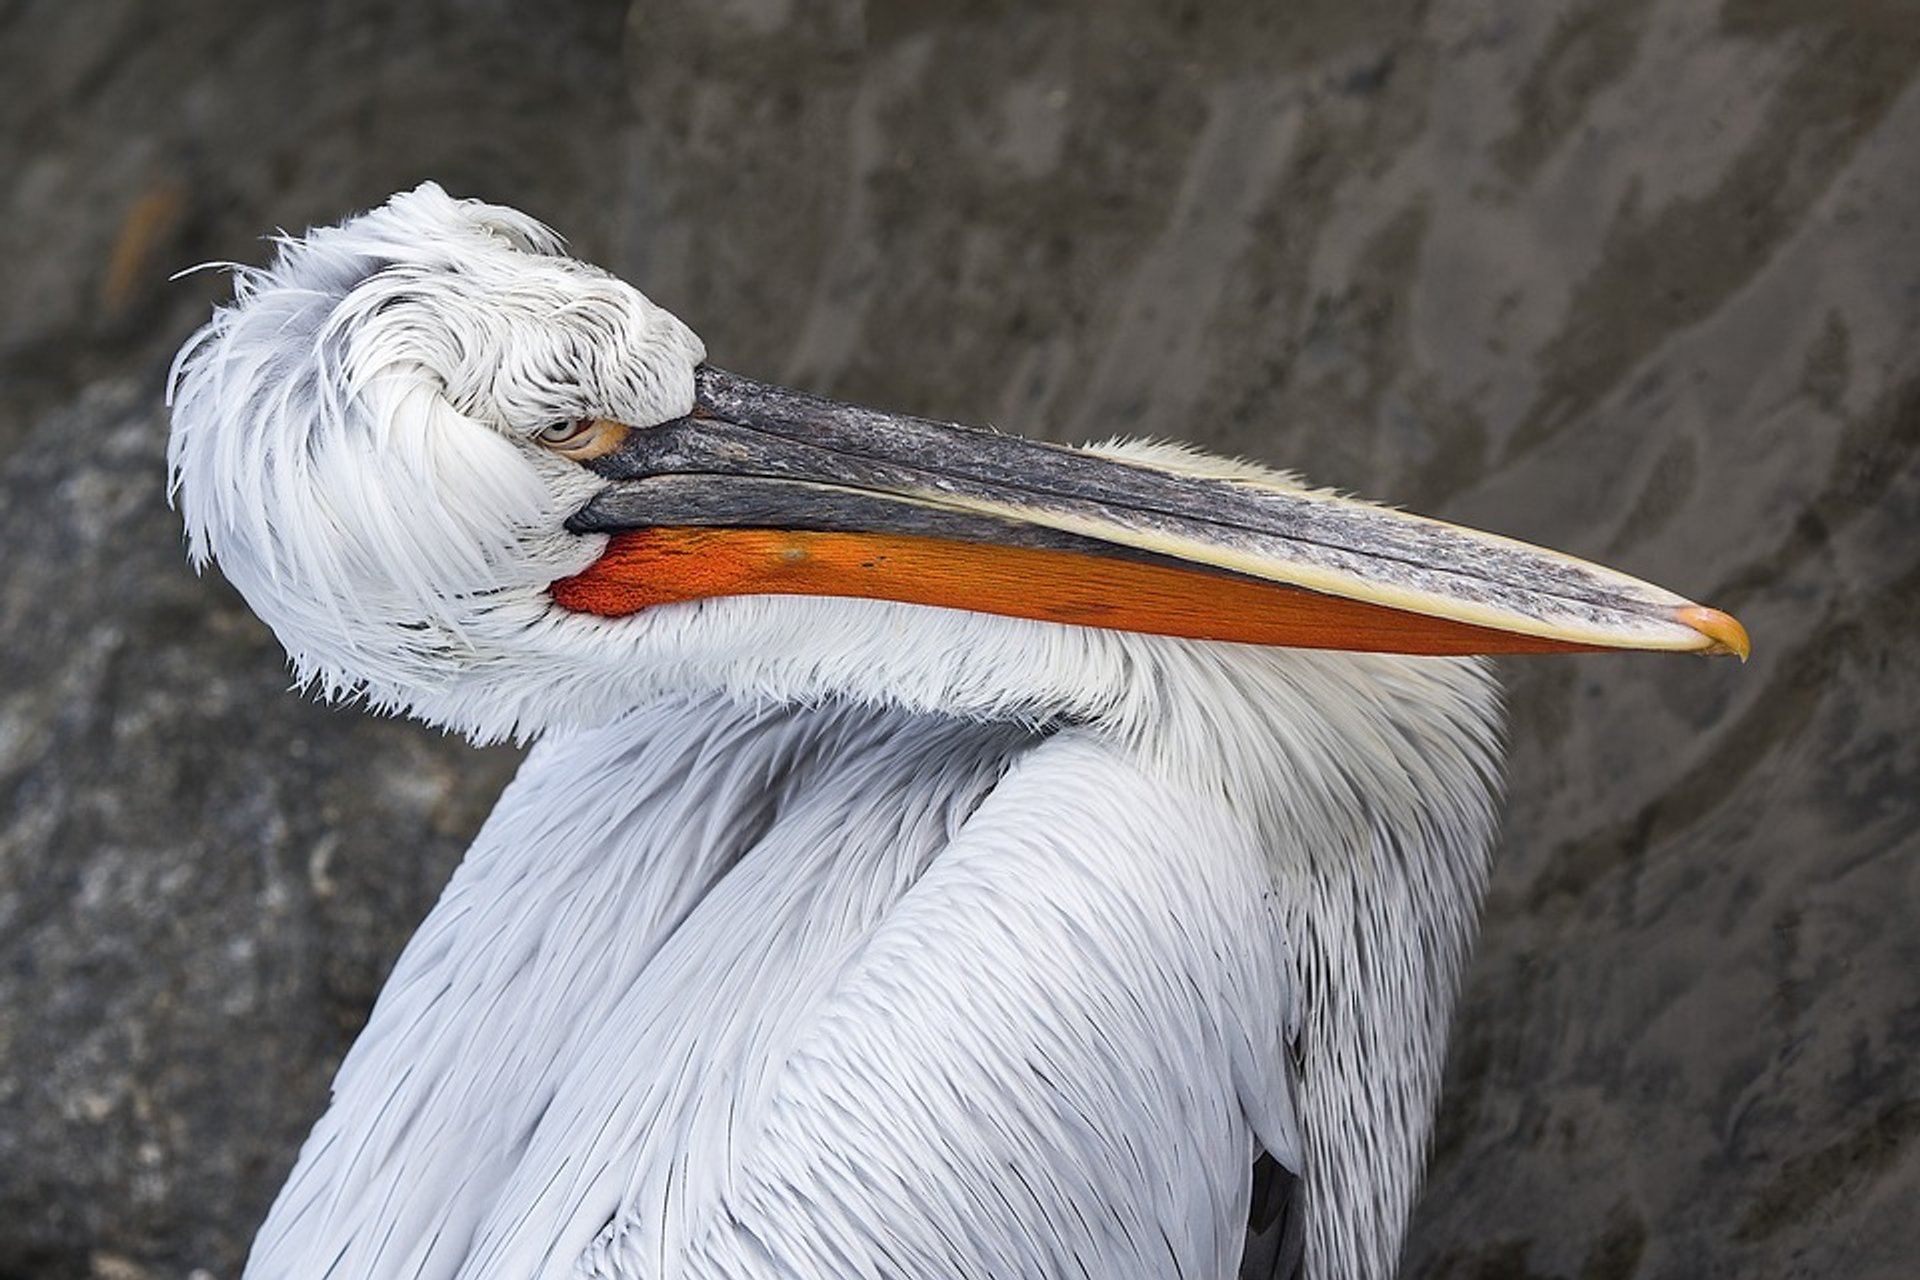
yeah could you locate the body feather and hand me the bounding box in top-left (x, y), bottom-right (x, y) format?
top-left (248, 636), bottom-right (1498, 1280)
top-left (251, 697), bottom-right (1306, 1279)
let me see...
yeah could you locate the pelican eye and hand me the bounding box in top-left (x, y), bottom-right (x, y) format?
top-left (536, 417), bottom-right (629, 461)
top-left (539, 419), bottom-right (596, 446)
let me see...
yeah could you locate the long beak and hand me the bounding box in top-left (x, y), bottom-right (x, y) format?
top-left (553, 367), bottom-right (1748, 659)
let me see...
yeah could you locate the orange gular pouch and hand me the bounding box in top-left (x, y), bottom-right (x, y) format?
top-left (548, 526), bottom-right (1601, 656)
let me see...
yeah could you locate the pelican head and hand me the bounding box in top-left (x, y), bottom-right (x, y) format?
top-left (169, 182), bottom-right (1741, 748)
top-left (167, 183), bottom-right (707, 737)
top-left (167, 184), bottom-right (1746, 1280)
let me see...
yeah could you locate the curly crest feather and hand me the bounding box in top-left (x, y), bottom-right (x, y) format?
top-left (167, 182), bottom-right (704, 713)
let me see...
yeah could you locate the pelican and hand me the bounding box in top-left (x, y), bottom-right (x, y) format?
top-left (166, 183), bottom-right (1746, 1280)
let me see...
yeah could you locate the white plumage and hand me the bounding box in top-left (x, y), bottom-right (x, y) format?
top-left (167, 184), bottom-right (1737, 1279)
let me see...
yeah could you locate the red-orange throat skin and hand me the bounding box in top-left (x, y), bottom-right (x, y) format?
top-left (550, 527), bottom-right (1600, 657)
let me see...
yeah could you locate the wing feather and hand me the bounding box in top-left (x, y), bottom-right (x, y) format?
top-left (246, 698), bottom-right (1306, 1280)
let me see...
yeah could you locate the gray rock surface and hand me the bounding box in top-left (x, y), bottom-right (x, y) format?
top-left (3, 2), bottom-right (1915, 1277)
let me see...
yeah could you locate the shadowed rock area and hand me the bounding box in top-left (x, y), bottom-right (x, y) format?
top-left (2, 2), bottom-right (1916, 1277)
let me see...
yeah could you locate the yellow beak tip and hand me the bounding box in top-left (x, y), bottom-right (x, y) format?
top-left (1675, 604), bottom-right (1751, 662)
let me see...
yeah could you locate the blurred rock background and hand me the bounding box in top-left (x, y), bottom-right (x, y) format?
top-left (2, 1), bottom-right (1916, 1276)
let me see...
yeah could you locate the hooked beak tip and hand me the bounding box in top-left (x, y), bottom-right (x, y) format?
top-left (1675, 604), bottom-right (1751, 661)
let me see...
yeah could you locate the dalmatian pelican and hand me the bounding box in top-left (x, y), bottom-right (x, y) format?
top-left (166, 183), bottom-right (1745, 1280)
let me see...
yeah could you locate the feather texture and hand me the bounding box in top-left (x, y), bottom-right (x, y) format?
top-left (168, 186), bottom-right (1507, 1279)
top-left (245, 647), bottom-right (1497, 1279)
